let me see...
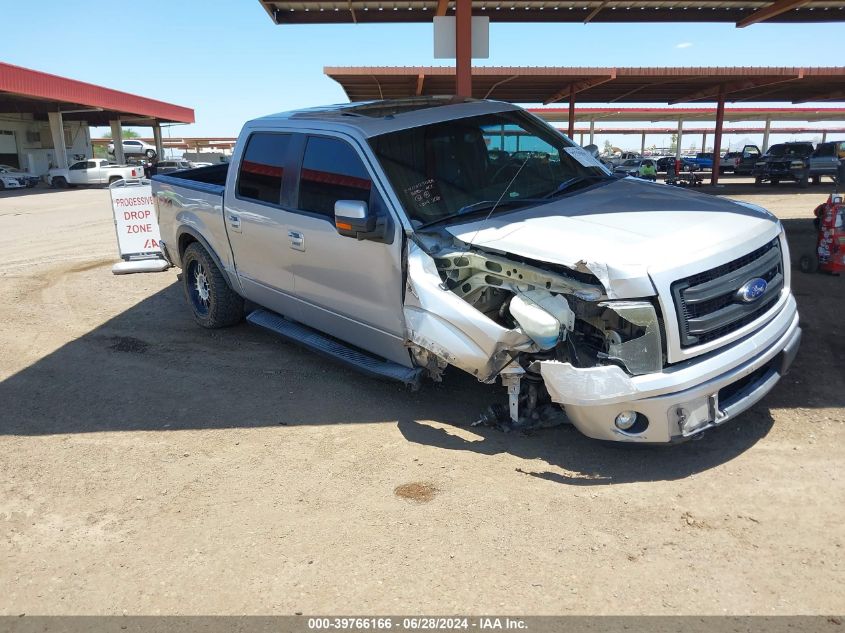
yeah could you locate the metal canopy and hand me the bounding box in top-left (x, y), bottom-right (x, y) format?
top-left (260, 0), bottom-right (845, 25)
top-left (326, 66), bottom-right (845, 105)
top-left (529, 106), bottom-right (845, 122)
top-left (0, 62), bottom-right (194, 125)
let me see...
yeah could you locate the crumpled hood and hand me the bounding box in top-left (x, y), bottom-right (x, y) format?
top-left (443, 178), bottom-right (781, 297)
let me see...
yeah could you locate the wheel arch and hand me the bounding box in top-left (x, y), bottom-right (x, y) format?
top-left (176, 227), bottom-right (242, 295)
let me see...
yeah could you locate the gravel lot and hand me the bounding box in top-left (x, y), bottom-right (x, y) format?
top-left (1, 179), bottom-right (843, 615)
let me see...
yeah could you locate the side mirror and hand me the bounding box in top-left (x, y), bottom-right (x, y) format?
top-left (583, 144), bottom-right (600, 158)
top-left (334, 200), bottom-right (377, 238)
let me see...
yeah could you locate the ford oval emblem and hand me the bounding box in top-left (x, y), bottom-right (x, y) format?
top-left (737, 277), bottom-right (768, 303)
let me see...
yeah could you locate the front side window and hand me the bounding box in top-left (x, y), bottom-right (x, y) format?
top-left (69, 162), bottom-right (86, 171)
top-left (298, 136), bottom-right (372, 217)
top-left (369, 110), bottom-right (610, 227)
top-left (237, 132), bottom-right (291, 204)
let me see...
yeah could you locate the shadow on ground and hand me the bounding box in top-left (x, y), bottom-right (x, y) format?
top-left (0, 222), bottom-right (841, 483)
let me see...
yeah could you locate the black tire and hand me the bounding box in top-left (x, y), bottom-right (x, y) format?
top-left (108, 176), bottom-right (123, 186)
top-left (52, 176), bottom-right (68, 189)
top-left (770, 179), bottom-right (780, 186)
top-left (181, 242), bottom-right (243, 328)
top-left (799, 174), bottom-right (809, 189)
top-left (812, 176), bottom-right (821, 185)
top-left (145, 149), bottom-right (156, 159)
top-left (800, 254), bottom-right (819, 274)
top-left (754, 177), bottom-right (763, 186)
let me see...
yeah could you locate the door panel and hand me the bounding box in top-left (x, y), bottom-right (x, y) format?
top-left (224, 132), bottom-right (300, 319)
top-left (283, 134), bottom-right (409, 366)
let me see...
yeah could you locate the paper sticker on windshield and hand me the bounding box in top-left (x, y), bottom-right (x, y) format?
top-left (406, 179), bottom-right (442, 209)
top-left (564, 147), bottom-right (604, 168)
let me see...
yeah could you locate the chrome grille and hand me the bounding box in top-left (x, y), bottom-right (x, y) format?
top-left (672, 239), bottom-right (783, 348)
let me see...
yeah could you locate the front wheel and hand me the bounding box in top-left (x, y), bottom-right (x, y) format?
top-left (181, 242), bottom-right (244, 328)
top-left (52, 176), bottom-right (68, 188)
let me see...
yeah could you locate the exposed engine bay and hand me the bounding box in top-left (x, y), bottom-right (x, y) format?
top-left (404, 234), bottom-right (664, 428)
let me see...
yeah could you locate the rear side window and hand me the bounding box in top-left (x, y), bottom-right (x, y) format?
top-left (237, 133), bottom-right (291, 205)
top-left (298, 136), bottom-right (372, 217)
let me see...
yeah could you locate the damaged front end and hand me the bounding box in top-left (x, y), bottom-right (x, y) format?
top-left (403, 235), bottom-right (664, 432)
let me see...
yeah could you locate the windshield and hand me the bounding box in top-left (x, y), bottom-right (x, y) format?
top-left (768, 144), bottom-right (812, 157)
top-left (620, 159), bottom-right (639, 167)
top-left (368, 110), bottom-right (610, 226)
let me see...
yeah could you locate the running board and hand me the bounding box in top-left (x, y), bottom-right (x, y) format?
top-left (246, 308), bottom-right (422, 389)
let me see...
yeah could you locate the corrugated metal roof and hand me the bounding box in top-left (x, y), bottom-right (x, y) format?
top-left (0, 62), bottom-right (194, 125)
top-left (260, 0), bottom-right (845, 24)
top-left (325, 66), bottom-right (845, 105)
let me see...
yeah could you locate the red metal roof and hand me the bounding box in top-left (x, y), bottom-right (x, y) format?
top-left (326, 66), bottom-right (845, 105)
top-left (0, 62), bottom-right (194, 125)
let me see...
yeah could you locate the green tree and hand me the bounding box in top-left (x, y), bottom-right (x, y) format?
top-left (100, 129), bottom-right (140, 139)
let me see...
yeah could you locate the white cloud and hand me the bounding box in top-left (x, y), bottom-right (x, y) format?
top-left (675, 42), bottom-right (693, 49)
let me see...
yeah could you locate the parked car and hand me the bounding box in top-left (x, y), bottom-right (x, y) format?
top-left (613, 158), bottom-right (657, 178)
top-left (731, 145), bottom-right (762, 176)
top-left (108, 139), bottom-right (157, 159)
top-left (606, 151), bottom-right (641, 167)
top-left (0, 174), bottom-right (24, 190)
top-left (47, 159), bottom-right (143, 188)
top-left (720, 152), bottom-right (742, 174)
top-left (687, 152), bottom-right (714, 171)
top-left (808, 140), bottom-right (845, 184)
top-left (752, 142), bottom-right (814, 187)
top-left (0, 164), bottom-right (40, 187)
top-left (153, 97), bottom-right (800, 444)
top-left (156, 160), bottom-right (195, 174)
top-left (655, 156), bottom-right (699, 173)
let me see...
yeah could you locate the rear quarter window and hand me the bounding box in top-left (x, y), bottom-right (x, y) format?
top-left (237, 132), bottom-right (292, 205)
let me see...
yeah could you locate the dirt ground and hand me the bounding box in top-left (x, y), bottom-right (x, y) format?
top-left (0, 178), bottom-right (843, 615)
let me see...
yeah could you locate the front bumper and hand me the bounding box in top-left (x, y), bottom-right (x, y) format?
top-left (753, 166), bottom-right (806, 181)
top-left (540, 297), bottom-right (801, 443)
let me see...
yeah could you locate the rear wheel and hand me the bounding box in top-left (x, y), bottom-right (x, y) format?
top-left (145, 149), bottom-right (156, 159)
top-left (799, 174), bottom-right (809, 188)
top-left (770, 178), bottom-right (780, 186)
top-left (0, 180), bottom-right (5, 191)
top-left (108, 176), bottom-right (123, 186)
top-left (181, 242), bottom-right (244, 329)
top-left (800, 254), bottom-right (819, 274)
top-left (812, 175), bottom-right (821, 185)
top-left (754, 177), bottom-right (763, 186)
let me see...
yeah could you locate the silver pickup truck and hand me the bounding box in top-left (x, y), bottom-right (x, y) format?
top-left (153, 98), bottom-right (801, 443)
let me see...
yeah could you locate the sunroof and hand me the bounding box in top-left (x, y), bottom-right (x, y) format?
top-left (341, 97), bottom-right (476, 118)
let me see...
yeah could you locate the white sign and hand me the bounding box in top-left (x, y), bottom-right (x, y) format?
top-left (433, 16), bottom-right (489, 59)
top-left (110, 182), bottom-right (162, 256)
top-left (564, 146), bottom-right (606, 169)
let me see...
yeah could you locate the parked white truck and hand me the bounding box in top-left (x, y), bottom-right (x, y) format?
top-left (48, 159), bottom-right (142, 188)
top-left (152, 98), bottom-right (801, 443)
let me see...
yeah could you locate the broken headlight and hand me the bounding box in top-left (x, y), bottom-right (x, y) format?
top-left (597, 301), bottom-right (663, 375)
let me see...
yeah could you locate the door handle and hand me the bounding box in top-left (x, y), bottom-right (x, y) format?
top-left (288, 230), bottom-right (305, 251)
top-left (227, 212), bottom-right (241, 232)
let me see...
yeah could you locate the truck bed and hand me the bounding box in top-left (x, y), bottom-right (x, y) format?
top-left (151, 163), bottom-right (229, 196)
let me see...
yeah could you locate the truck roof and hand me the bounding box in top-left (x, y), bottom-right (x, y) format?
top-left (249, 97), bottom-right (523, 138)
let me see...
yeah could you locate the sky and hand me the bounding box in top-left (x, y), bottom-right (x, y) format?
top-left (1, 1), bottom-right (843, 152)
